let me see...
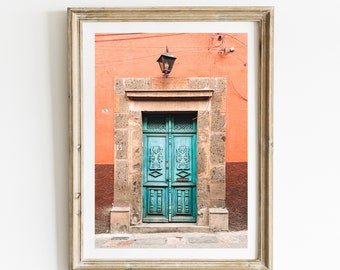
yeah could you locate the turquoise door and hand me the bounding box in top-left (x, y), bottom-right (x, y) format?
top-left (142, 113), bottom-right (197, 223)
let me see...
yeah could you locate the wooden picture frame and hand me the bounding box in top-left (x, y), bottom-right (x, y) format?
top-left (68, 6), bottom-right (273, 270)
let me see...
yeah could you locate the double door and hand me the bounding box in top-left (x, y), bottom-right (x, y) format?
top-left (142, 113), bottom-right (197, 223)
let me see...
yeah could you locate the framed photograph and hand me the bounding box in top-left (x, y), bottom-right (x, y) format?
top-left (68, 6), bottom-right (273, 270)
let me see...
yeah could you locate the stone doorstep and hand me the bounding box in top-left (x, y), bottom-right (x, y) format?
top-left (110, 207), bottom-right (229, 233)
top-left (130, 223), bottom-right (210, 234)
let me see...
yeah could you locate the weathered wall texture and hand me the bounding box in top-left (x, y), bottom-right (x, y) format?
top-left (226, 162), bottom-right (248, 231)
top-left (95, 164), bottom-right (114, 233)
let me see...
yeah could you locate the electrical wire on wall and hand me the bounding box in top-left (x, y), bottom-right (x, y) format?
top-left (96, 32), bottom-right (248, 101)
top-left (207, 33), bottom-right (248, 102)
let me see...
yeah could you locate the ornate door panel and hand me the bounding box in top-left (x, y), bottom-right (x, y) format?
top-left (143, 135), bottom-right (169, 222)
top-left (142, 114), bottom-right (197, 223)
top-left (171, 135), bottom-right (197, 222)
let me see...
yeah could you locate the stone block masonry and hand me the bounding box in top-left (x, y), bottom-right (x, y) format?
top-left (110, 77), bottom-right (229, 233)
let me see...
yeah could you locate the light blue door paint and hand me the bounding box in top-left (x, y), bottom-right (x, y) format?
top-left (142, 113), bottom-right (197, 223)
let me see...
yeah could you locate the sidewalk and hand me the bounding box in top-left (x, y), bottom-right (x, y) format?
top-left (95, 230), bottom-right (247, 249)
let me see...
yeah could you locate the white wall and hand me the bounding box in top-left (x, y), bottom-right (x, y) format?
top-left (1, 1), bottom-right (339, 269)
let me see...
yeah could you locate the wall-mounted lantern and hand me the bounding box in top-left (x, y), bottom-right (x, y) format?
top-left (156, 47), bottom-right (176, 78)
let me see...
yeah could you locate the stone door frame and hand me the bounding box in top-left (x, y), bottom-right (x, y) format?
top-left (110, 77), bottom-right (228, 233)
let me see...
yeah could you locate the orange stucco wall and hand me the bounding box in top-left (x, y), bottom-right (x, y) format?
top-left (95, 33), bottom-right (247, 164)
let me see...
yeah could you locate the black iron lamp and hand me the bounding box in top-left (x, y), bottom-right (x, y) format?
top-left (156, 46), bottom-right (176, 78)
